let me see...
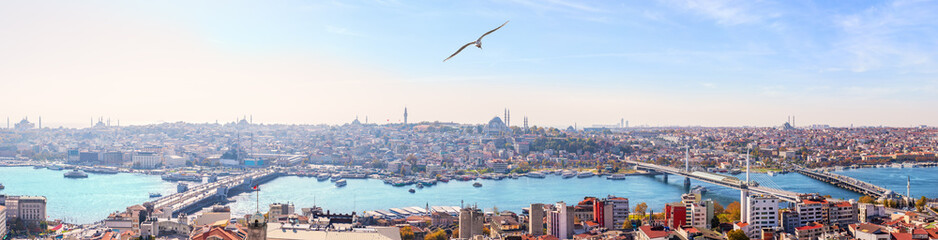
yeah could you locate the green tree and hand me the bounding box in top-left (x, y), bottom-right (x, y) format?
top-left (859, 196), bottom-right (875, 204)
top-left (727, 229), bottom-right (750, 240)
top-left (635, 202), bottom-right (648, 216)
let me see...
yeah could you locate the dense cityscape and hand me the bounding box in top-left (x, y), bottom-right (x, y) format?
top-left (1, 113), bottom-right (937, 240)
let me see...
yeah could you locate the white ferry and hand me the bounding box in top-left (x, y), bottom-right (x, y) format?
top-left (335, 179), bottom-right (347, 187)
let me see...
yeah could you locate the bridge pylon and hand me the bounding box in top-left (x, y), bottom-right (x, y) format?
top-left (684, 177), bottom-right (691, 188)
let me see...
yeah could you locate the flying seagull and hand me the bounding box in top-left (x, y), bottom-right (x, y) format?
top-left (443, 20), bottom-right (509, 62)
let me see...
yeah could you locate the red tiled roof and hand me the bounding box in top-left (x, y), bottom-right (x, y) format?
top-left (892, 232), bottom-right (913, 240)
top-left (639, 226), bottom-right (671, 239)
top-left (796, 224), bottom-right (824, 231)
top-left (736, 222), bottom-right (750, 228)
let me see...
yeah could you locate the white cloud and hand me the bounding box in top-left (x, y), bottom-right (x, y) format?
top-left (660, 0), bottom-right (778, 25)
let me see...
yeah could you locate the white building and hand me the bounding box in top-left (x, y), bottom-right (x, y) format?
top-left (746, 194), bottom-right (779, 238)
top-left (5, 196), bottom-right (46, 224)
top-left (796, 196), bottom-right (826, 226)
top-left (547, 202), bottom-right (573, 239)
top-left (133, 151), bottom-right (162, 169)
top-left (606, 195), bottom-right (630, 229)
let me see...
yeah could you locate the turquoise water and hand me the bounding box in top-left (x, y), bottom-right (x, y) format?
top-left (225, 171), bottom-right (869, 217)
top-left (0, 167), bottom-right (178, 224)
top-left (1, 166), bottom-right (934, 224)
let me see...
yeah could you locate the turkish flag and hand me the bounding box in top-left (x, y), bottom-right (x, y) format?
top-left (253, 185), bottom-right (258, 190)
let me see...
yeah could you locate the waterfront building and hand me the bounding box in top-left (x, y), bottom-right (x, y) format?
top-left (458, 207), bottom-right (484, 239)
top-left (102, 151), bottom-right (125, 166)
top-left (529, 203), bottom-right (545, 236)
top-left (4, 196), bottom-right (46, 225)
top-left (547, 201), bottom-right (574, 239)
top-left (132, 151), bottom-right (161, 169)
top-left (746, 194), bottom-right (779, 238)
top-left (489, 159), bottom-right (509, 173)
top-left (0, 205), bottom-right (6, 240)
top-left (664, 202), bottom-right (686, 229)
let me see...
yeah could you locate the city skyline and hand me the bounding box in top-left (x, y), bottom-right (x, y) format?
top-left (3, 1), bottom-right (938, 128)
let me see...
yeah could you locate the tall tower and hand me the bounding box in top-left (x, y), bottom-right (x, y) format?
top-left (404, 107), bottom-right (408, 125)
top-left (38, 116), bottom-right (41, 129)
top-left (523, 116), bottom-right (529, 129)
top-left (246, 213), bottom-right (267, 240)
top-left (504, 108), bottom-right (507, 126)
top-left (507, 109), bottom-right (510, 127)
top-left (907, 175), bottom-right (911, 198)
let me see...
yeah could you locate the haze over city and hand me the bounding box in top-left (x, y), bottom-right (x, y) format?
top-left (2, 0), bottom-right (938, 128)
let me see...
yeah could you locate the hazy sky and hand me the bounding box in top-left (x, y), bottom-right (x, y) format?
top-left (2, 0), bottom-right (937, 128)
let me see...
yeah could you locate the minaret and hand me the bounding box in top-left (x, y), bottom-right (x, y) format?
top-left (507, 109), bottom-right (510, 127)
top-left (504, 108), bottom-right (507, 125)
top-left (523, 116), bottom-right (528, 129)
top-left (38, 116), bottom-right (42, 129)
top-left (404, 107), bottom-right (408, 125)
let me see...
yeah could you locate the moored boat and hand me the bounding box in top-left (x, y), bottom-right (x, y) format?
top-left (606, 174), bottom-right (626, 180)
top-left (64, 169), bottom-right (88, 178)
top-left (576, 171), bottom-right (594, 178)
top-left (472, 182), bottom-right (482, 188)
top-left (335, 179), bottom-right (347, 187)
top-left (149, 192), bottom-right (162, 198)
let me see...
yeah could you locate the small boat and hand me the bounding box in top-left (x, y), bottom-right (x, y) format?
top-left (0, 183), bottom-right (5, 190)
top-left (416, 184), bottom-right (424, 189)
top-left (691, 185), bottom-right (708, 194)
top-left (472, 182), bottom-right (482, 188)
top-left (577, 172), bottom-right (595, 178)
top-left (606, 174), bottom-right (626, 180)
top-left (562, 171), bottom-right (576, 179)
top-left (408, 188), bottom-right (416, 193)
top-left (526, 172), bottom-right (546, 178)
top-left (335, 179), bottom-right (347, 187)
top-left (48, 165), bottom-right (64, 171)
top-left (149, 192), bottom-right (162, 198)
top-left (316, 173), bottom-right (330, 181)
top-left (64, 169), bottom-right (88, 178)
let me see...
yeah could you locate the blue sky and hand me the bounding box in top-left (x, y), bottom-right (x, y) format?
top-left (1, 0), bottom-right (937, 127)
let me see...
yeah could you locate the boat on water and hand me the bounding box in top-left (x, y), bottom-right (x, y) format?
top-left (767, 171), bottom-right (776, 176)
top-left (509, 173), bottom-right (520, 179)
top-left (416, 184), bottom-right (424, 189)
top-left (577, 172), bottom-right (595, 178)
top-left (408, 188), bottom-right (415, 193)
top-left (335, 179), bottom-right (347, 187)
top-left (87, 167), bottom-right (119, 174)
top-left (149, 192), bottom-right (162, 198)
top-left (48, 165), bottom-right (64, 171)
top-left (691, 185), bottom-right (708, 194)
top-left (64, 169), bottom-right (88, 178)
top-left (472, 182), bottom-right (482, 188)
top-left (330, 174), bottom-right (342, 182)
top-left (316, 173), bottom-right (330, 181)
top-left (561, 171), bottom-right (576, 179)
top-left (526, 172), bottom-right (546, 178)
top-left (0, 183), bottom-right (5, 190)
top-left (161, 173), bottom-right (202, 182)
top-left (606, 174), bottom-right (626, 180)
top-left (419, 178), bottom-right (436, 186)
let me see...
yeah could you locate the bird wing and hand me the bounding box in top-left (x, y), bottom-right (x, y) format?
top-left (477, 20), bottom-right (509, 42)
top-left (443, 41), bottom-right (476, 62)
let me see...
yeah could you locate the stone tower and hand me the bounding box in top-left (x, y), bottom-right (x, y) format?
top-left (246, 213), bottom-right (267, 240)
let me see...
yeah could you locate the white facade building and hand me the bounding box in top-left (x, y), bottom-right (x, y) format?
top-left (133, 151), bottom-right (161, 169)
top-left (746, 195), bottom-right (779, 238)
